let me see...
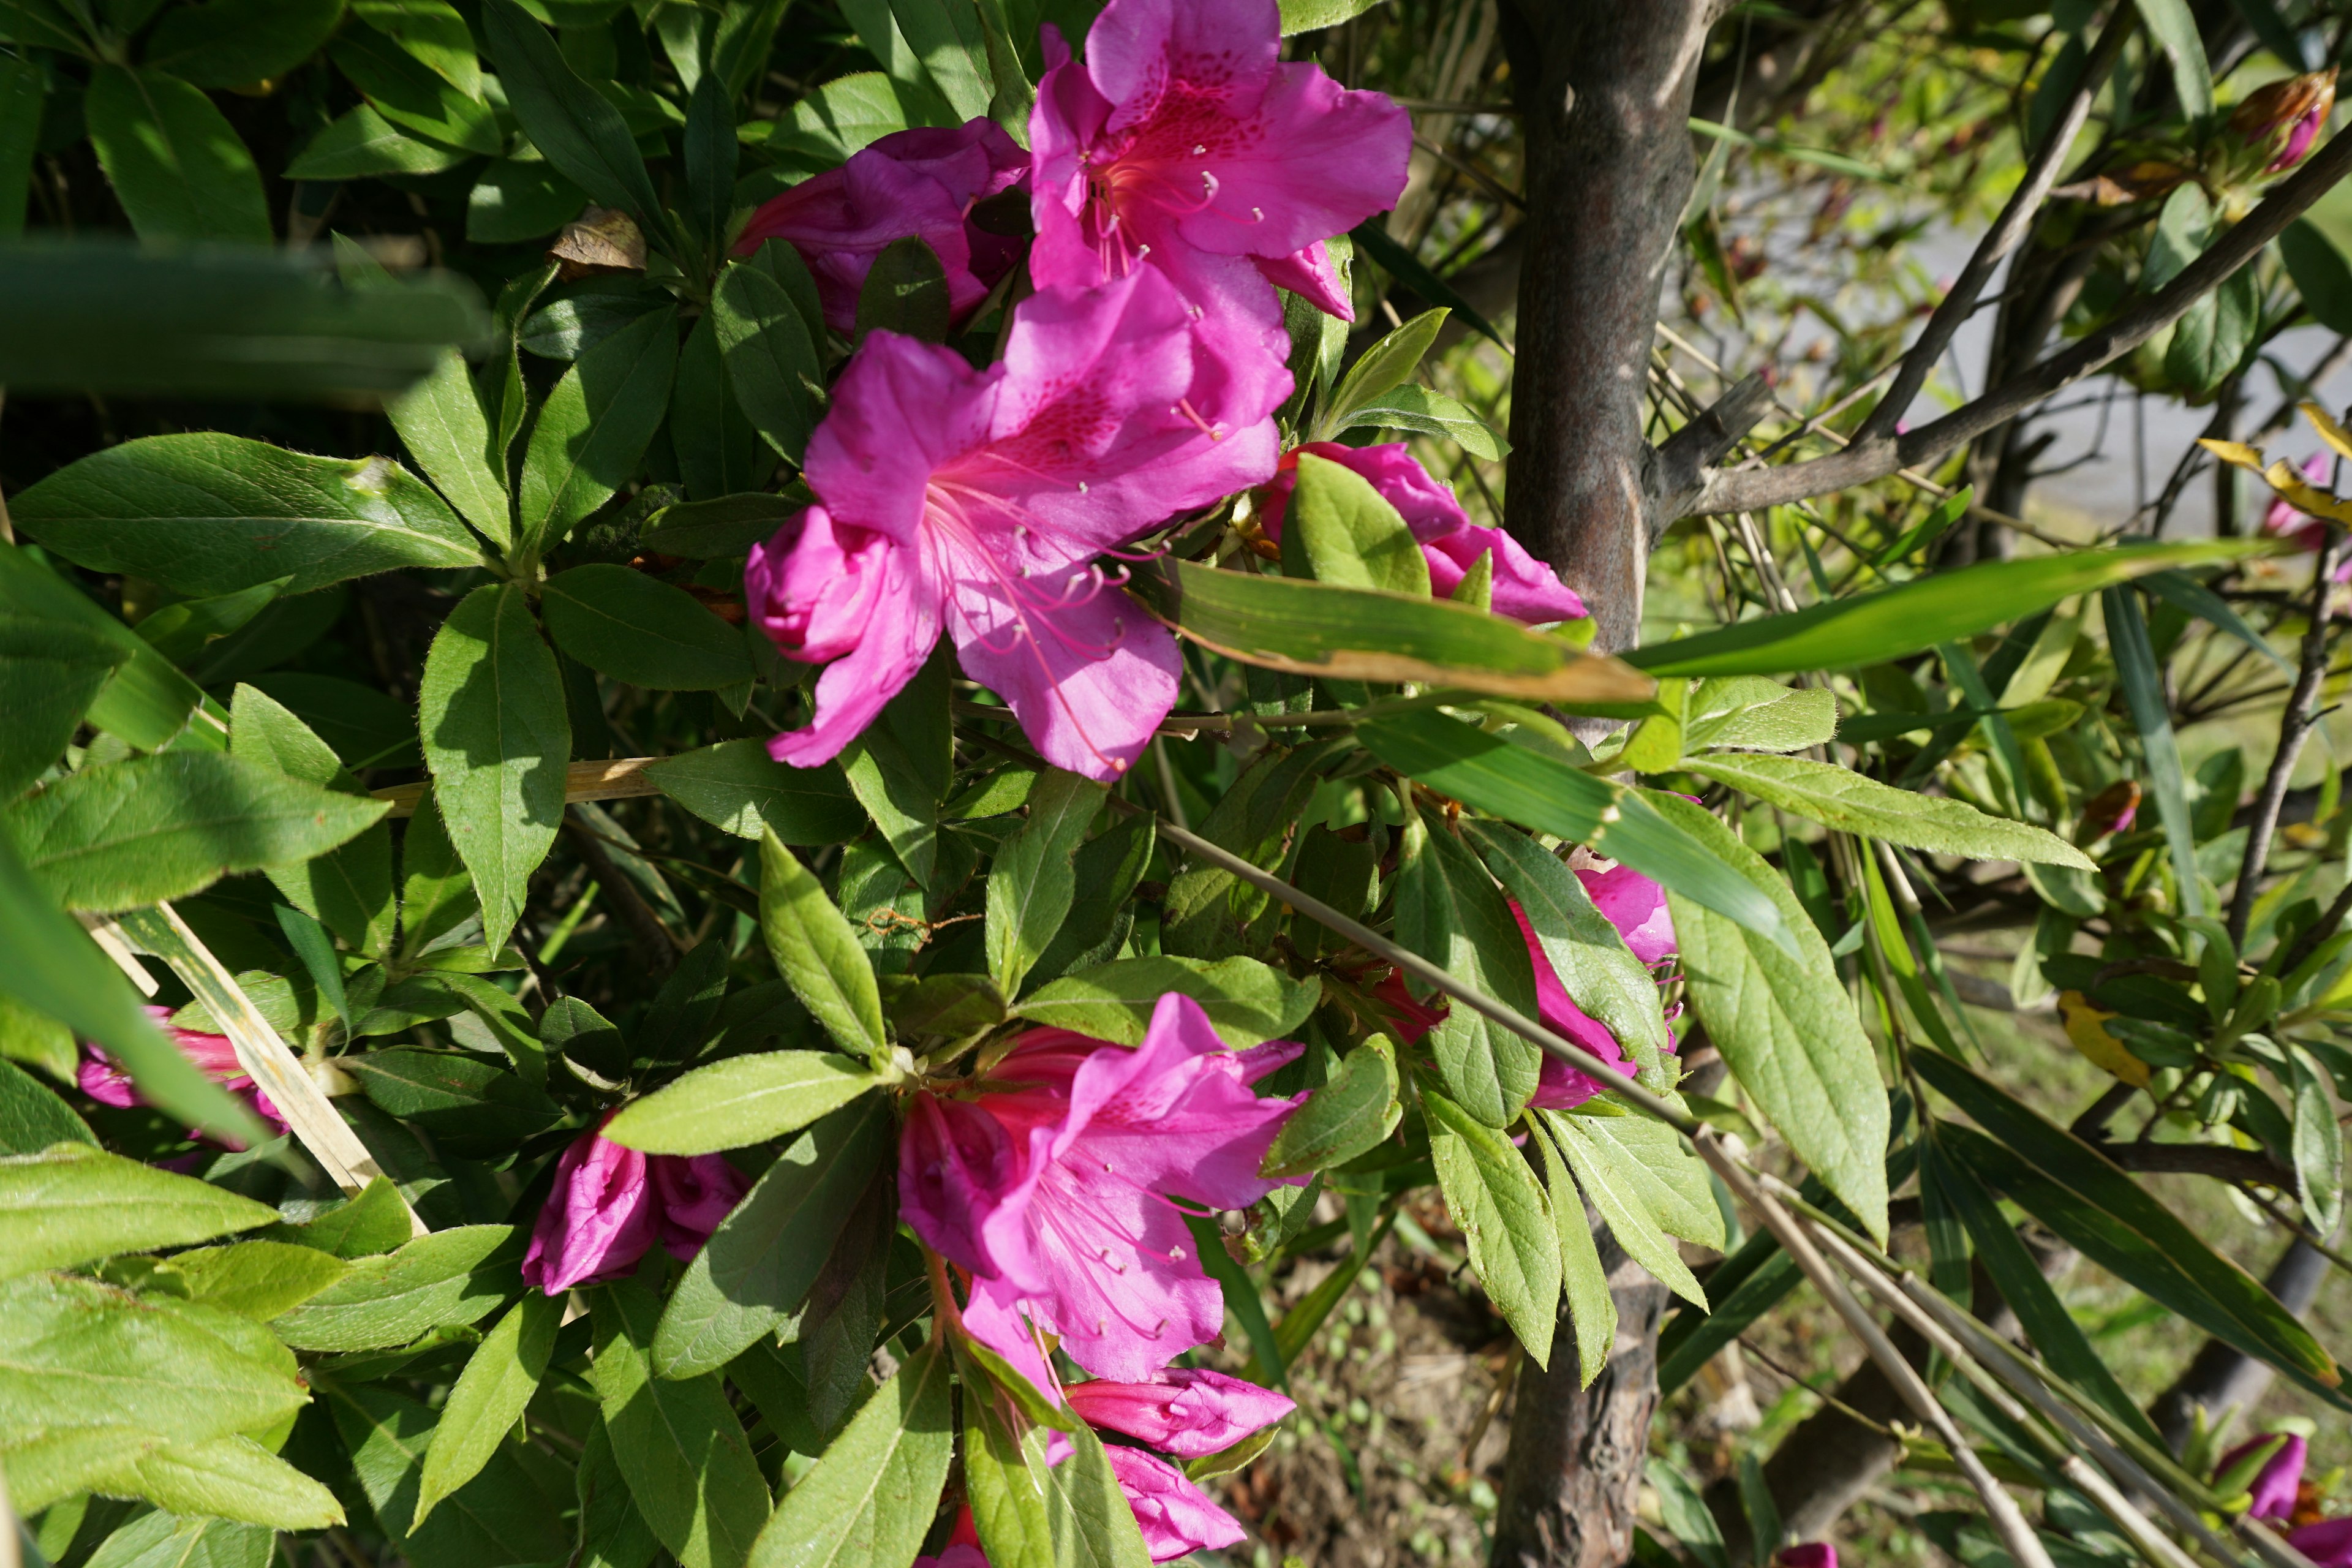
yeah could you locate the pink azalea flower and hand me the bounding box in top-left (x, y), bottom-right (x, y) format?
top-left (522, 1119), bottom-right (750, 1294)
top-left (1257, 443), bottom-right (1589, 625)
top-left (1064, 1366), bottom-right (1294, 1458)
top-left (913, 1509), bottom-right (987, 1568)
top-left (1027, 0), bottom-right (1411, 334)
top-left (2293, 1518), bottom-right (2352, 1568)
top-left (78, 1006), bottom-right (287, 1147)
top-left (747, 268), bottom-right (1286, 781)
top-left (734, 120), bottom-right (1030, 333)
top-left (899, 992), bottom-right (1303, 1387)
top-left (1777, 1547), bottom-right (1837, 1568)
top-left (1100, 1445), bottom-right (1249, 1561)
top-left (2216, 1432), bottom-right (2307, 1522)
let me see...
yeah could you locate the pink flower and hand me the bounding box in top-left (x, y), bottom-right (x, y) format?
top-left (78, 1006), bottom-right (287, 1146)
top-left (748, 269), bottom-right (1285, 781)
top-left (1777, 1548), bottom-right (1837, 1568)
top-left (2230, 69), bottom-right (2337, 173)
top-left (1027, 0), bottom-right (1410, 335)
top-left (1064, 1367), bottom-right (1294, 1458)
top-left (1257, 443), bottom-right (1589, 625)
top-left (734, 120), bottom-right (1030, 333)
top-left (2217, 1432), bottom-right (2307, 1521)
top-left (1101, 1445), bottom-right (1248, 1561)
top-left (913, 1509), bottom-right (987, 1568)
top-left (2293, 1518), bottom-right (2352, 1568)
top-left (522, 1120), bottom-right (750, 1294)
top-left (900, 992), bottom-right (1302, 1387)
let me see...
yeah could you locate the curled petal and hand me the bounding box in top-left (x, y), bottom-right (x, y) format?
top-left (1100, 1446), bottom-right (1249, 1562)
top-left (522, 1126), bottom-right (658, 1294)
top-left (1065, 1367), bottom-right (1294, 1458)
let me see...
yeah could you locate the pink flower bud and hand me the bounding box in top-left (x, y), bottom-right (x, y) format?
top-left (1064, 1368), bottom-right (1294, 1459)
top-left (2230, 70), bottom-right (2337, 173)
top-left (1099, 1446), bottom-right (1248, 1562)
top-left (522, 1121), bottom-right (748, 1294)
top-left (2217, 1431), bottom-right (2307, 1521)
top-left (1778, 1547), bottom-right (1837, 1568)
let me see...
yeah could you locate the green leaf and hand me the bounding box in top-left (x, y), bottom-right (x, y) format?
top-left (1395, 809), bottom-right (1539, 1128)
top-left (2288, 1042), bottom-right (2344, 1235)
top-left (79, 1511), bottom-right (276, 1568)
top-left (1645, 791), bottom-right (1890, 1240)
top-left (1330, 382), bottom-right (1507, 459)
top-left (1278, 0), bottom-right (1385, 32)
top-left (593, 1274), bottom-right (773, 1568)
top-left (1133, 557), bottom-right (1653, 704)
top-left (418, 582), bottom-right (570, 957)
top-left (1038, 1417), bottom-right (1156, 1568)
top-left (606, 1049), bottom-right (876, 1155)
top-left (144, 0), bottom-right (344, 86)
top-left (960, 1376), bottom-right (1057, 1568)
top-left (1621, 540), bottom-right (2275, 677)
top-left (1316, 307), bottom-right (1446, 441)
top-left (468, 156), bottom-right (590, 242)
top-left (0, 829), bottom-right (258, 1145)
top-left (0, 51), bottom-right (32, 239)
top-left (652, 1095), bottom-right (891, 1376)
top-left (839, 649), bottom-right (951, 886)
top-left (647, 740), bottom-right (864, 845)
top-left (2105, 585), bottom-right (2203, 918)
top-left (1425, 1087), bottom-right (1559, 1368)
top-left (878, 0), bottom-right (991, 122)
top-left (576, 1416), bottom-right (665, 1568)
top-left (331, 29), bottom-right (499, 154)
top-left (170, 1239), bottom-right (351, 1318)
top-left (230, 682), bottom-right (396, 955)
top-left (1683, 677), bottom-right (1838, 752)
top-left (2132, 0), bottom-right (2212, 117)
top-left (1357, 709), bottom-right (1796, 954)
top-left (326, 1380), bottom-right (571, 1568)
top-left (389, 347), bottom-right (508, 545)
top-left (516, 304), bottom-right (680, 559)
top-left (759, 830), bottom-right (888, 1064)
top-left (1526, 1123), bottom-right (1612, 1389)
top-left (1261, 1035), bottom-right (1400, 1178)
top-left (415, 1291), bottom-right (561, 1523)
top-left (853, 234), bottom-right (951, 344)
top-left (0, 1144), bottom-right (277, 1277)
top-left (1537, 1110), bottom-right (1707, 1305)
top-left (85, 65), bottom-right (270, 244)
top-left (2283, 220), bottom-right (2352, 336)
top-left (282, 1174), bottom-right (418, 1257)
top-left (0, 1057), bottom-right (95, 1154)
top-left (352, 0), bottom-right (483, 92)
top-left (1, 752), bottom-right (386, 913)
top-left (397, 794), bottom-right (477, 958)
top-left (0, 621), bottom-right (127, 801)
top-left (1013, 955), bottom-right (1320, 1047)
top-left (13, 433), bottom-right (482, 595)
top-left (746, 1335), bottom-right (952, 1568)
top-left (135, 579), bottom-right (287, 666)
top-left (1468, 821), bottom-right (1672, 1089)
top-left (714, 260), bottom-right (826, 463)
top-left (673, 310), bottom-right (768, 502)
top-left (986, 768), bottom-right (1102, 996)
top-left (543, 564), bottom-right (755, 690)
top-left (1284, 451), bottom-right (1430, 597)
top-left (271, 1223), bottom-right (522, 1351)
top-left (642, 492), bottom-right (799, 557)
top-left (343, 1046), bottom-right (560, 1150)
top-left (100, 1435), bottom-right (345, 1530)
top-left (287, 103), bottom-right (473, 178)
top-left (480, 0), bottom-right (668, 230)
top-left (1689, 753), bottom-right (2092, 868)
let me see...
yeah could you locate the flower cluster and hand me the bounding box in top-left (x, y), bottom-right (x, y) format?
top-left (739, 0), bottom-right (1412, 782)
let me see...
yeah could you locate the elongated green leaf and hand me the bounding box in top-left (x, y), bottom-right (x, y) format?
top-left (593, 1275), bottom-right (773, 1568)
top-left (714, 262), bottom-right (826, 463)
top-left (288, 104), bottom-right (475, 178)
top-left (2288, 1042), bottom-right (2344, 1235)
top-left (853, 234), bottom-right (951, 344)
top-left (480, 0), bottom-right (668, 229)
top-left (170, 1239), bottom-right (350, 1318)
top-left (1396, 809), bottom-right (1539, 1127)
top-left (1317, 308), bottom-right (1446, 440)
top-left (230, 682), bottom-right (396, 955)
top-left (1689, 753), bottom-right (2090, 868)
top-left (745, 1336), bottom-right (952, 1568)
top-left (543, 564), bottom-right (754, 691)
top-left (332, 29), bottom-right (498, 153)
top-left (390, 348), bottom-right (509, 545)
top-left (740, 70), bottom-right (918, 169)
top-left (1683, 677), bottom-right (1838, 753)
top-left (643, 493), bottom-right (799, 557)
top-left (1539, 1110), bottom-right (1706, 1305)
top-left (1261, 1035), bottom-right (1399, 1178)
top-left (1038, 1417), bottom-right (1156, 1568)
top-left (1136, 557), bottom-right (1652, 703)
top-left (1425, 1088), bottom-right (1559, 1368)
top-left (1333, 383), bottom-right (1508, 459)
top-left (1526, 1124), bottom-right (1613, 1388)
top-left (960, 1376), bottom-right (1056, 1568)
top-left (103, 1434), bottom-right (345, 1529)
top-left (1284, 451), bottom-right (1430, 596)
top-left (1358, 709), bottom-right (1796, 953)
top-left (1624, 540), bottom-right (2277, 677)
top-left (986, 769), bottom-right (1102, 996)
top-left (646, 741), bottom-right (864, 844)
top-left (418, 583), bottom-right (570, 956)
top-left (1467, 821), bottom-right (1672, 1088)
top-left (326, 1380), bottom-right (571, 1568)
top-left (1, 752), bottom-right (386, 913)
top-left (1013, 956), bottom-right (1319, 1047)
top-left (0, 1057), bottom-right (95, 1154)
top-left (2105, 586), bottom-right (2203, 917)
top-left (0, 624), bottom-right (128, 801)
top-left (271, 1224), bottom-right (522, 1351)
top-left (2133, 0), bottom-right (2213, 116)
top-left (652, 1096), bottom-right (891, 1378)
top-left (516, 305), bottom-right (679, 558)
top-left (144, 0), bottom-right (344, 87)
top-left (607, 1050), bottom-right (876, 1155)
top-left (415, 1290), bottom-right (562, 1523)
top-left (0, 1144), bottom-right (277, 1277)
top-left (759, 831), bottom-right (887, 1063)
top-left (1646, 791), bottom-right (1889, 1239)
top-left (13, 434), bottom-right (481, 595)
top-left (85, 66), bottom-right (270, 245)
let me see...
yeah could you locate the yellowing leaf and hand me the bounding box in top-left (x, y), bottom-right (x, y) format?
top-left (2301, 401), bottom-right (2352, 464)
top-left (2059, 990), bottom-right (2149, 1087)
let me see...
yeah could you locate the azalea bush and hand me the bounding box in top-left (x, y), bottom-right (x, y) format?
top-left (8, 1), bottom-right (2352, 1567)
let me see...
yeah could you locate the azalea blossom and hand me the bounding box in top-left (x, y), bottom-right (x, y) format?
top-left (78, 1006), bottom-right (286, 1145)
top-left (1257, 443), bottom-right (1589, 625)
top-left (1028, 0), bottom-right (1410, 333)
top-left (746, 268), bottom-right (1285, 780)
top-left (1065, 1366), bottom-right (1295, 1458)
top-left (900, 991), bottom-right (1302, 1387)
top-left (2293, 1517), bottom-right (2352, 1567)
top-left (912, 1510), bottom-right (988, 1568)
top-left (1100, 1444), bottom-right (1249, 1561)
top-left (522, 1119), bottom-right (750, 1294)
top-left (2229, 69), bottom-right (2337, 173)
top-left (734, 120), bottom-right (1030, 333)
